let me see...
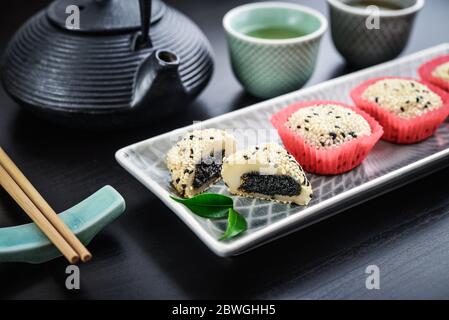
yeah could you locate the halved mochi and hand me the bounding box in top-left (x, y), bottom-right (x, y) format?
top-left (221, 143), bottom-right (312, 205)
top-left (166, 129), bottom-right (236, 198)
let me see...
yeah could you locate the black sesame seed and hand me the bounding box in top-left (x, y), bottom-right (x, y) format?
top-left (304, 119), bottom-right (309, 123)
top-left (297, 125), bottom-right (301, 129)
top-left (181, 184), bottom-right (187, 189)
top-left (335, 125), bottom-right (340, 129)
top-left (189, 135), bottom-right (194, 140)
top-left (375, 97), bottom-right (379, 103)
top-left (305, 128), bottom-right (309, 131)
top-left (329, 132), bottom-right (337, 140)
top-left (341, 132), bottom-right (346, 138)
top-left (255, 147), bottom-right (259, 150)
top-left (184, 169), bottom-right (189, 174)
top-left (175, 178), bottom-right (180, 183)
top-left (406, 100), bottom-right (410, 104)
top-left (210, 137), bottom-right (214, 140)
top-left (411, 82), bottom-right (415, 87)
top-left (320, 141), bottom-right (325, 147)
top-left (313, 113), bottom-right (319, 116)
top-left (190, 148), bottom-right (194, 154)
top-left (416, 97), bottom-right (420, 103)
top-left (335, 116), bottom-right (341, 119)
top-left (348, 131), bottom-right (357, 138)
top-left (243, 155), bottom-right (249, 160)
top-left (400, 107), bottom-right (405, 112)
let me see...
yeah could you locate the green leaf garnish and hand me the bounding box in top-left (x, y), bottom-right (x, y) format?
top-left (170, 193), bottom-right (233, 219)
top-left (171, 193), bottom-right (248, 240)
top-left (220, 208), bottom-right (247, 240)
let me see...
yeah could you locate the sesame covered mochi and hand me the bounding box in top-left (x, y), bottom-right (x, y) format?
top-left (351, 77), bottom-right (449, 144)
top-left (286, 104), bottom-right (372, 149)
top-left (362, 79), bottom-right (443, 118)
top-left (432, 62), bottom-right (449, 82)
top-left (166, 129), bottom-right (236, 198)
top-left (419, 55), bottom-right (449, 92)
top-left (271, 100), bottom-right (383, 174)
top-left (221, 143), bottom-right (312, 206)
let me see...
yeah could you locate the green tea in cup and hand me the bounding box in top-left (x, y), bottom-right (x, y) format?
top-left (223, 2), bottom-right (328, 99)
top-left (245, 26), bottom-right (308, 40)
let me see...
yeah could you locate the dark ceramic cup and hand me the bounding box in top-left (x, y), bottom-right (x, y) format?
top-left (327, 0), bottom-right (425, 67)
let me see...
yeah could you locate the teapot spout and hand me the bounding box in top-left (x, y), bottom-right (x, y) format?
top-left (132, 50), bottom-right (185, 109)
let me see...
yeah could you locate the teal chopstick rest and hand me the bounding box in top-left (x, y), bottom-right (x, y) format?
top-left (0, 185), bottom-right (126, 264)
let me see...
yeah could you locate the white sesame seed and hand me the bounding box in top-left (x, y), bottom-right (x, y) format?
top-left (286, 104), bottom-right (371, 149)
top-left (362, 79), bottom-right (443, 118)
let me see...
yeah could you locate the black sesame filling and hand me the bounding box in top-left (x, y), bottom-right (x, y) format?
top-left (192, 150), bottom-right (224, 189)
top-left (238, 172), bottom-right (301, 197)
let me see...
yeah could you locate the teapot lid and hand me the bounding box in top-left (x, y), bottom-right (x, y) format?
top-left (47, 0), bottom-right (165, 33)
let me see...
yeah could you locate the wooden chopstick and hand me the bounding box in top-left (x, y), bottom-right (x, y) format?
top-left (0, 164), bottom-right (79, 263)
top-left (0, 148), bottom-right (92, 262)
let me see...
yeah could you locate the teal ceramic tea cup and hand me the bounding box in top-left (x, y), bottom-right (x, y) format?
top-left (223, 2), bottom-right (328, 99)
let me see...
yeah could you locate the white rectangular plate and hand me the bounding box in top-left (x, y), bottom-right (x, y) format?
top-left (116, 43), bottom-right (449, 257)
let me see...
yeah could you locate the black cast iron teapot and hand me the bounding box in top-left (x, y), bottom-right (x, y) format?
top-left (1, 0), bottom-right (214, 127)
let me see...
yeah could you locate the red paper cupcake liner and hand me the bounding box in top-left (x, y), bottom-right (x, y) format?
top-left (351, 77), bottom-right (449, 144)
top-left (418, 54), bottom-right (449, 92)
top-left (270, 100), bottom-right (383, 175)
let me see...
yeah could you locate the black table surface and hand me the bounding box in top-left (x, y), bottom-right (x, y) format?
top-left (1, 0), bottom-right (449, 300)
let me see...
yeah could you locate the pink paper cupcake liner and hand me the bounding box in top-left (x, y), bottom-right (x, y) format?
top-left (418, 54), bottom-right (449, 92)
top-left (351, 77), bottom-right (449, 144)
top-left (270, 100), bottom-right (383, 175)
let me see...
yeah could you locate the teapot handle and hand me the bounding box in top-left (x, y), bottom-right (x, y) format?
top-left (137, 0), bottom-right (152, 49)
